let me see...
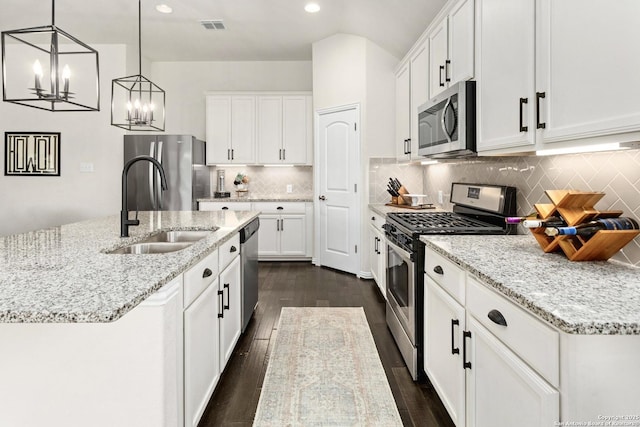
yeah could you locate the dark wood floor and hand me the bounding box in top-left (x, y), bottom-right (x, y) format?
top-left (198, 262), bottom-right (455, 427)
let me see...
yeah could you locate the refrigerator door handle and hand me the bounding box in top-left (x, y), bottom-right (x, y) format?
top-left (149, 140), bottom-right (156, 210)
top-left (156, 140), bottom-right (163, 210)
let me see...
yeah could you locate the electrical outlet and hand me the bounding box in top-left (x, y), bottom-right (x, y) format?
top-left (80, 162), bottom-right (94, 173)
top-left (437, 190), bottom-right (444, 204)
top-left (286, 184), bottom-right (293, 193)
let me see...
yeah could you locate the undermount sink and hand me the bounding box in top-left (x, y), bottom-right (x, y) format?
top-left (108, 242), bottom-right (195, 255)
top-left (143, 230), bottom-right (217, 243)
top-left (106, 229), bottom-right (217, 254)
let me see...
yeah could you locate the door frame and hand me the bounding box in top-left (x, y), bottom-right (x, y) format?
top-left (313, 103), bottom-right (361, 274)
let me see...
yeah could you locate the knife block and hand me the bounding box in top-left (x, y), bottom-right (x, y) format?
top-left (529, 190), bottom-right (639, 261)
top-left (391, 186), bottom-right (409, 205)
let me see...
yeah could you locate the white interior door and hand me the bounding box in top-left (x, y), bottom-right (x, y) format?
top-left (316, 106), bottom-right (360, 275)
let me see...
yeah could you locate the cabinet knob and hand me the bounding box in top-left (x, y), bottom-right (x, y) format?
top-left (222, 207), bottom-right (229, 210)
top-left (277, 206), bottom-right (284, 210)
top-left (433, 265), bottom-right (444, 275)
top-left (230, 245), bottom-right (237, 253)
top-left (202, 268), bottom-right (213, 278)
top-left (488, 309), bottom-right (508, 327)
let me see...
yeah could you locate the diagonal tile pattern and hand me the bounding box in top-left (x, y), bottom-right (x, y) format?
top-left (370, 149), bottom-right (640, 266)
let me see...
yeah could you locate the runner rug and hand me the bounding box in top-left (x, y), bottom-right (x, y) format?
top-left (253, 307), bottom-right (403, 426)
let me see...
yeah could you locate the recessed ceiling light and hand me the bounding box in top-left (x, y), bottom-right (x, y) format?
top-left (156, 4), bottom-right (173, 14)
top-left (305, 3), bottom-right (320, 13)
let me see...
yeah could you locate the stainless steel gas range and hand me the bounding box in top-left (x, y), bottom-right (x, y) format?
top-left (383, 183), bottom-right (517, 380)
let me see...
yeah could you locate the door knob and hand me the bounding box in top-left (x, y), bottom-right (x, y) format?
top-left (319, 195), bottom-right (326, 201)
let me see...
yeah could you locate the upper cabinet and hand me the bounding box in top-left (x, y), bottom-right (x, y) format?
top-left (206, 95), bottom-right (256, 164)
top-left (206, 92), bottom-right (312, 165)
top-left (429, 0), bottom-right (475, 99)
top-left (257, 95), bottom-right (312, 165)
top-left (395, 61), bottom-right (412, 161)
top-left (395, 39), bottom-right (429, 163)
top-left (476, 0), bottom-right (640, 154)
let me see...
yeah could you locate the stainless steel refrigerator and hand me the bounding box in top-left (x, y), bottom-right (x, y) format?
top-left (124, 135), bottom-right (209, 211)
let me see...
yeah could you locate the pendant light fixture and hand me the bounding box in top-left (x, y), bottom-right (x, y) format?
top-left (1, 0), bottom-right (100, 111)
top-left (111, 0), bottom-right (165, 131)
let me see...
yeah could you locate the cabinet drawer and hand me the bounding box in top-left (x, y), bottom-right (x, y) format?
top-left (424, 248), bottom-right (465, 305)
top-left (252, 202), bottom-right (305, 214)
top-left (369, 210), bottom-right (385, 232)
top-left (184, 250), bottom-right (219, 308)
top-left (467, 276), bottom-right (560, 387)
top-left (219, 233), bottom-right (240, 271)
top-left (199, 202), bottom-right (252, 211)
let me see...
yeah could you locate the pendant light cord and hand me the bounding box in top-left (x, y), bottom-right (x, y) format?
top-left (51, 0), bottom-right (55, 26)
top-left (138, 0), bottom-right (142, 76)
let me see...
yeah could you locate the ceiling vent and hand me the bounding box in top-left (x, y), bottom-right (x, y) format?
top-left (200, 20), bottom-right (226, 30)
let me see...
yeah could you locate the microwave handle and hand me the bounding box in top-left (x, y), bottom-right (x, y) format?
top-left (440, 98), bottom-right (456, 142)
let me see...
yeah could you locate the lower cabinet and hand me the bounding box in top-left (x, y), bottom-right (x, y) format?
top-left (423, 246), bottom-right (559, 427)
top-left (253, 202), bottom-right (311, 260)
top-left (424, 275), bottom-right (466, 427)
top-left (369, 223), bottom-right (386, 298)
top-left (184, 278), bottom-right (221, 427)
top-left (183, 234), bottom-right (242, 427)
top-left (218, 255), bottom-right (242, 368)
top-left (465, 316), bottom-right (559, 427)
top-left (258, 214), bottom-right (306, 257)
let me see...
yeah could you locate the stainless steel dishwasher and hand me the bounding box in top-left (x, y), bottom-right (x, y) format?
top-left (240, 218), bottom-right (259, 332)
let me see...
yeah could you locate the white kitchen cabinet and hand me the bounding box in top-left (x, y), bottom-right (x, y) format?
top-left (253, 202), bottom-right (309, 260)
top-left (395, 61), bottom-right (412, 161)
top-left (536, 0), bottom-right (640, 146)
top-left (423, 246), bottom-right (559, 426)
top-left (429, 0), bottom-right (474, 98)
top-left (184, 277), bottom-right (220, 427)
top-left (395, 39), bottom-right (429, 163)
top-left (465, 316), bottom-right (559, 427)
top-left (183, 249), bottom-right (220, 427)
top-left (218, 255), bottom-right (241, 368)
top-left (205, 95), bottom-right (255, 165)
top-left (258, 95), bottom-right (312, 165)
top-left (476, 0), bottom-right (640, 154)
top-left (198, 201), bottom-right (252, 211)
top-left (424, 275), bottom-right (466, 427)
top-left (368, 210), bottom-right (386, 298)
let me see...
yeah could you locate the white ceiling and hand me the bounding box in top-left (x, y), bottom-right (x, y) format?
top-left (0, 0), bottom-right (447, 62)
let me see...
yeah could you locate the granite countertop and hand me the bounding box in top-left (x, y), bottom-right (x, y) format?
top-left (0, 210), bottom-right (259, 324)
top-left (420, 234), bottom-right (640, 335)
top-left (199, 195), bottom-right (313, 203)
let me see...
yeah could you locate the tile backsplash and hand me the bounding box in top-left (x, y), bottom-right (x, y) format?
top-left (208, 166), bottom-right (313, 197)
top-left (370, 149), bottom-right (640, 266)
top-left (369, 158), bottom-right (424, 204)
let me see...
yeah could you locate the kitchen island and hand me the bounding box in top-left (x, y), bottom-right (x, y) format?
top-left (420, 234), bottom-right (640, 424)
top-left (0, 210), bottom-right (259, 427)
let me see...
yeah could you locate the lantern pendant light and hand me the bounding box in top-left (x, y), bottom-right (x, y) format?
top-left (111, 0), bottom-right (165, 131)
top-left (1, 0), bottom-right (100, 111)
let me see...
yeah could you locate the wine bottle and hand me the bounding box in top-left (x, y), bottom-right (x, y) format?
top-left (505, 213), bottom-right (539, 224)
top-left (545, 217), bottom-right (639, 237)
top-left (522, 217), bottom-right (566, 228)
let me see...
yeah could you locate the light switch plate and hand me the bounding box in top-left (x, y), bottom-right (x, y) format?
top-left (80, 162), bottom-right (94, 173)
top-left (286, 184), bottom-right (293, 193)
top-left (437, 190), bottom-right (444, 204)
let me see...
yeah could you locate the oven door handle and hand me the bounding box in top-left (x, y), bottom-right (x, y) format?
top-left (386, 238), bottom-right (413, 264)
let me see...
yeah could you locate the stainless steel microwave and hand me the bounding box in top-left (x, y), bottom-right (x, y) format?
top-left (417, 80), bottom-right (476, 158)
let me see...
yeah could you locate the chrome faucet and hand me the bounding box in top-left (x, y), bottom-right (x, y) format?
top-left (121, 155), bottom-right (168, 237)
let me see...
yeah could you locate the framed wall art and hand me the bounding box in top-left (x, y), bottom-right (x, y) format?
top-left (4, 132), bottom-right (60, 176)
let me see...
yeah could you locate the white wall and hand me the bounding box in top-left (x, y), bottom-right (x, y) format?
top-left (151, 61), bottom-right (312, 139)
top-left (312, 33), bottom-right (398, 276)
top-left (0, 45), bottom-right (126, 236)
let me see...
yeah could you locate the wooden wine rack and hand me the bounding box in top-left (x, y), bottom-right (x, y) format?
top-left (529, 190), bottom-right (639, 261)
